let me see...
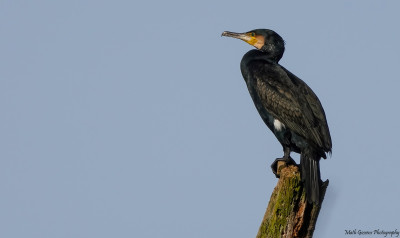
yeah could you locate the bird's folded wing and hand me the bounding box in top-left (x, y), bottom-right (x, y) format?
top-left (253, 67), bottom-right (329, 150)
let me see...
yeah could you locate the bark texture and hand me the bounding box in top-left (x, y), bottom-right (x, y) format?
top-left (256, 162), bottom-right (328, 238)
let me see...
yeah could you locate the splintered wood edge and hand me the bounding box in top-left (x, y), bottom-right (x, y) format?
top-left (277, 161), bottom-right (299, 177)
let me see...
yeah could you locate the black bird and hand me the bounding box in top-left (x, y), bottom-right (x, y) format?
top-left (222, 29), bottom-right (332, 205)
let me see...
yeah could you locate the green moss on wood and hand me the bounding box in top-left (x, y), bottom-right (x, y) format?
top-left (256, 164), bottom-right (328, 238)
top-left (256, 165), bottom-right (304, 238)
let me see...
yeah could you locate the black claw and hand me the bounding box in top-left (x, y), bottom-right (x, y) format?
top-left (270, 156), bottom-right (297, 178)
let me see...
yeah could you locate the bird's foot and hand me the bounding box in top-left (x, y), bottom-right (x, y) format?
top-left (271, 156), bottom-right (297, 178)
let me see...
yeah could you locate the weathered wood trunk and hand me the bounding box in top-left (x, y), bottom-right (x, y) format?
top-left (256, 162), bottom-right (328, 238)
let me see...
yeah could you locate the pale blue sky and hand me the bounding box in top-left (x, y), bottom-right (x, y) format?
top-left (1, 1), bottom-right (400, 237)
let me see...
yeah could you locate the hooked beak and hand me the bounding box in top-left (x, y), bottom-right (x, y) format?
top-left (221, 31), bottom-right (263, 49)
top-left (221, 31), bottom-right (252, 42)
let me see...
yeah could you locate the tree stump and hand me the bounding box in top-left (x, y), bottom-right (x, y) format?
top-left (256, 161), bottom-right (328, 238)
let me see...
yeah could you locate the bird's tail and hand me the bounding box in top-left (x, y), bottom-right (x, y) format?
top-left (300, 148), bottom-right (321, 205)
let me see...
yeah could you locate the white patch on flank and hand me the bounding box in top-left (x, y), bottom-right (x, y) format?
top-left (273, 119), bottom-right (285, 131)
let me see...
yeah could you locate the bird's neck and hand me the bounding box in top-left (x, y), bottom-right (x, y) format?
top-left (260, 44), bottom-right (284, 63)
top-left (241, 49), bottom-right (281, 65)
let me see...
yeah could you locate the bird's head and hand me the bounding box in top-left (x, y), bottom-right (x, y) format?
top-left (222, 29), bottom-right (285, 62)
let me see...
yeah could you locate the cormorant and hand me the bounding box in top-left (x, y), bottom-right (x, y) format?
top-left (222, 29), bottom-right (332, 205)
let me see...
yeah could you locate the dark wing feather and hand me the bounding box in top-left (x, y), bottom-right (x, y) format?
top-left (283, 68), bottom-right (332, 152)
top-left (250, 61), bottom-right (332, 152)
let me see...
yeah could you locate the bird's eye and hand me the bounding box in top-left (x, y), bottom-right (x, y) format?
top-left (251, 32), bottom-right (255, 37)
